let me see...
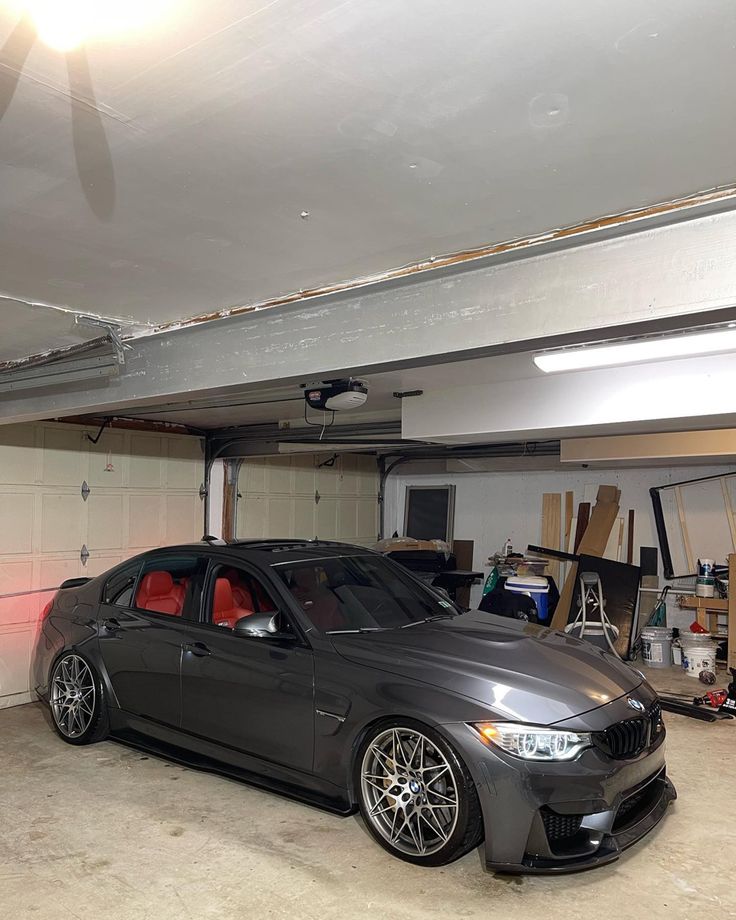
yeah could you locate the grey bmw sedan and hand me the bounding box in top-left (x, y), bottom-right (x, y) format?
top-left (34, 540), bottom-right (675, 873)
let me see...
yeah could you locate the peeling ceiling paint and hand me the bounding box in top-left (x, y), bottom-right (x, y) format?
top-left (3, 1), bottom-right (736, 362)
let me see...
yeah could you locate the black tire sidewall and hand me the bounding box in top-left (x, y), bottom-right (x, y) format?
top-left (355, 717), bottom-right (481, 867)
top-left (49, 651), bottom-right (108, 746)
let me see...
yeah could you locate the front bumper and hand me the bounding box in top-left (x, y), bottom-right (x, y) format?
top-left (443, 709), bottom-right (676, 874)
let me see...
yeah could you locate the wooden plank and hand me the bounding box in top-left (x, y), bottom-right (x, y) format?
top-left (551, 491), bottom-right (620, 629)
top-left (626, 509), bottom-right (635, 565)
top-left (573, 502), bottom-right (590, 552)
top-left (564, 491), bottom-right (574, 552)
top-left (674, 485), bottom-right (695, 572)
top-left (679, 596), bottom-right (728, 611)
top-left (729, 553), bottom-right (736, 670)
top-left (722, 478), bottom-right (736, 552)
top-left (541, 493), bottom-right (562, 583)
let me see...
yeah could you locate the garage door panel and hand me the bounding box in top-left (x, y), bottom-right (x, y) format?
top-left (166, 494), bottom-right (201, 544)
top-left (129, 494), bottom-right (164, 548)
top-left (88, 494), bottom-right (124, 551)
top-left (0, 561), bottom-right (34, 626)
top-left (357, 498), bottom-right (378, 543)
top-left (242, 458), bottom-right (267, 494)
top-left (0, 425), bottom-right (37, 485)
top-left (38, 557), bottom-right (82, 592)
top-left (84, 553), bottom-right (124, 578)
top-left (292, 457), bottom-right (315, 494)
top-left (166, 439), bottom-right (204, 490)
top-left (87, 430), bottom-right (125, 487)
top-left (316, 498), bottom-right (339, 540)
top-left (41, 493), bottom-right (82, 552)
top-left (0, 493), bottom-right (34, 554)
top-left (293, 497), bottom-right (315, 538)
top-left (0, 626), bottom-right (32, 701)
top-left (267, 457), bottom-right (292, 493)
top-left (337, 501), bottom-right (358, 541)
top-left (41, 428), bottom-right (85, 486)
top-left (268, 497), bottom-right (293, 535)
top-left (317, 460), bottom-right (340, 496)
top-left (129, 435), bottom-right (163, 487)
top-left (238, 494), bottom-right (267, 538)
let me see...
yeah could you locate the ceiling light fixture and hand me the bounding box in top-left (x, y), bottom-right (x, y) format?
top-left (10, 0), bottom-right (178, 52)
top-left (533, 326), bottom-right (736, 374)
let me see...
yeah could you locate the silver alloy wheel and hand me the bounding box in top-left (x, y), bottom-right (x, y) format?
top-left (50, 654), bottom-right (96, 739)
top-left (360, 727), bottom-right (459, 856)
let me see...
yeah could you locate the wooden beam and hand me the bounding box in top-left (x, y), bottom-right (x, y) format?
top-left (573, 502), bottom-right (590, 552)
top-left (541, 493), bottom-right (562, 583)
top-left (626, 509), bottom-right (635, 565)
top-left (674, 485), bottom-right (695, 572)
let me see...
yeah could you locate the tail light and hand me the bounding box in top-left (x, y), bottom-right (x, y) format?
top-left (41, 596), bottom-right (56, 620)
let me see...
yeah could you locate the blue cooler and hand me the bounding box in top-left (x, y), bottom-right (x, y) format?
top-left (504, 576), bottom-right (550, 622)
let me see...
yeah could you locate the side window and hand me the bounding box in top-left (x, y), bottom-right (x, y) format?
top-left (103, 561), bottom-right (142, 608)
top-left (133, 556), bottom-right (204, 618)
top-left (207, 564), bottom-right (284, 631)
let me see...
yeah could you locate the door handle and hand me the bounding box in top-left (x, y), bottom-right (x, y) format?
top-left (103, 618), bottom-right (121, 632)
top-left (184, 641), bottom-right (212, 658)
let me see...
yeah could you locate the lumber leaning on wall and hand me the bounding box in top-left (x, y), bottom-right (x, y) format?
top-left (550, 486), bottom-right (620, 630)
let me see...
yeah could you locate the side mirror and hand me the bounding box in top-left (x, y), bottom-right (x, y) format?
top-left (233, 613), bottom-right (293, 640)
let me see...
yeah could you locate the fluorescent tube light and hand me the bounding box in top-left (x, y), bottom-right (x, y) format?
top-left (533, 327), bottom-right (736, 373)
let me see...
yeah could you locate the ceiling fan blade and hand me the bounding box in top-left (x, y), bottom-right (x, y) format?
top-left (66, 47), bottom-right (116, 221)
top-left (0, 16), bottom-right (36, 121)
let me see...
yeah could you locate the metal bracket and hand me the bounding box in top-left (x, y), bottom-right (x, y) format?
top-left (74, 314), bottom-right (128, 367)
top-left (81, 480), bottom-right (90, 501)
top-left (199, 483), bottom-right (208, 500)
top-left (80, 544), bottom-right (89, 566)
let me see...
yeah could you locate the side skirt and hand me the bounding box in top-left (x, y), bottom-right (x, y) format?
top-left (108, 708), bottom-right (355, 817)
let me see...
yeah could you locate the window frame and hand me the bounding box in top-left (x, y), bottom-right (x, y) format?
top-left (403, 484), bottom-right (456, 543)
top-left (199, 557), bottom-right (308, 644)
top-left (101, 560), bottom-right (143, 609)
top-left (128, 553), bottom-right (207, 623)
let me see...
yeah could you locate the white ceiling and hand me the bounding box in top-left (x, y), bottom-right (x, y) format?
top-left (2, 0), bottom-right (736, 362)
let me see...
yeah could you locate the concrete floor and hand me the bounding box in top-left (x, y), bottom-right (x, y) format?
top-left (1, 666), bottom-right (734, 920)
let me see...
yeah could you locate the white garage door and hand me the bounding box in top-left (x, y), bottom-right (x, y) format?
top-left (0, 422), bottom-right (205, 707)
top-left (235, 453), bottom-right (378, 546)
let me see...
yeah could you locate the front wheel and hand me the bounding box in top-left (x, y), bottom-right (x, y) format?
top-left (356, 721), bottom-right (483, 866)
top-left (49, 652), bottom-right (109, 745)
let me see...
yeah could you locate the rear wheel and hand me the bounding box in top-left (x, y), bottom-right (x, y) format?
top-left (49, 652), bottom-right (109, 745)
top-left (357, 721), bottom-right (483, 866)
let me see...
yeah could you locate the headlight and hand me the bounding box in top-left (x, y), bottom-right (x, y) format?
top-left (471, 722), bottom-right (592, 761)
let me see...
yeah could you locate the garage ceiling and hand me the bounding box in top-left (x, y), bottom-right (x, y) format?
top-left (2, 0), bottom-right (736, 362)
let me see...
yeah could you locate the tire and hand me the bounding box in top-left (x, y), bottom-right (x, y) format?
top-left (356, 719), bottom-right (483, 866)
top-left (49, 651), bottom-right (109, 746)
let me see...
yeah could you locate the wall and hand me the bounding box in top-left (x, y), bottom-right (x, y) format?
top-left (384, 463), bottom-right (735, 620)
top-left (0, 422), bottom-right (205, 708)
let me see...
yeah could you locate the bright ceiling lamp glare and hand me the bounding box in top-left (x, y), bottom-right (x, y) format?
top-left (13, 0), bottom-right (178, 52)
top-left (533, 326), bottom-right (736, 374)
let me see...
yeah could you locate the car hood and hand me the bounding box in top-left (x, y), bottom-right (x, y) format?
top-left (329, 611), bottom-right (642, 725)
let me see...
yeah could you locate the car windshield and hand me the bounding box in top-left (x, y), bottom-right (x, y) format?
top-left (274, 554), bottom-right (457, 633)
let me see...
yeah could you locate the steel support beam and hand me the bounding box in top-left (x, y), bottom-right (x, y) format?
top-left (3, 204), bottom-right (736, 424)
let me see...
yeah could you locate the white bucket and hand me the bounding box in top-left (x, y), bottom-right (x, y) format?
top-left (640, 627), bottom-right (674, 669)
top-left (680, 634), bottom-right (718, 679)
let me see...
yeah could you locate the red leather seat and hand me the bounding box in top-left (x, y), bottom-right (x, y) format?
top-left (213, 578), bottom-right (251, 629)
top-left (135, 571), bottom-right (184, 616)
top-left (223, 569), bottom-right (256, 612)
